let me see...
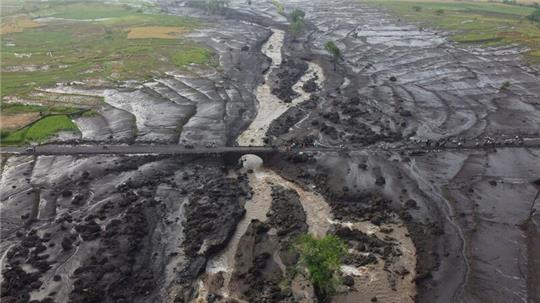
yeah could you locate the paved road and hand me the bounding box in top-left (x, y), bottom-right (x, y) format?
top-left (0, 145), bottom-right (285, 156)
top-left (2, 140), bottom-right (540, 156)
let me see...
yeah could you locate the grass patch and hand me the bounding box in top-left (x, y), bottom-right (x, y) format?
top-left (366, 0), bottom-right (540, 60)
top-left (81, 109), bottom-right (99, 117)
top-left (1, 0), bottom-right (212, 110)
top-left (0, 15), bottom-right (43, 35)
top-left (1, 115), bottom-right (78, 145)
top-left (1, 103), bottom-right (79, 115)
top-left (127, 26), bottom-right (186, 39)
top-left (172, 47), bottom-right (215, 67)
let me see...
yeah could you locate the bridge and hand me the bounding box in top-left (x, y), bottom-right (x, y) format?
top-left (2, 140), bottom-right (540, 158)
top-left (0, 144), bottom-right (335, 165)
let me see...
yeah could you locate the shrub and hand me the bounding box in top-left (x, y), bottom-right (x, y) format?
top-left (324, 41), bottom-right (342, 70)
top-left (412, 6), bottom-right (422, 12)
top-left (435, 9), bottom-right (445, 15)
top-left (271, 0), bottom-right (285, 15)
top-left (500, 81), bottom-right (511, 91)
top-left (528, 9), bottom-right (540, 22)
top-left (294, 234), bottom-right (347, 301)
top-left (290, 8), bottom-right (305, 23)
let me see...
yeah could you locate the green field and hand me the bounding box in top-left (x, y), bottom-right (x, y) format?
top-left (1, 1), bottom-right (213, 98)
top-left (367, 0), bottom-right (540, 60)
top-left (1, 0), bottom-right (215, 144)
top-left (1, 115), bottom-right (79, 144)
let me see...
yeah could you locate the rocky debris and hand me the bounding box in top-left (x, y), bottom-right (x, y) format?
top-left (69, 199), bottom-right (156, 303)
top-left (0, 155), bottom-right (257, 303)
top-left (1, 231), bottom-right (51, 302)
top-left (267, 96), bottom-right (318, 137)
top-left (267, 185), bottom-right (308, 240)
top-left (0, 265), bottom-right (41, 303)
top-left (404, 199), bottom-right (418, 209)
top-left (183, 177), bottom-right (247, 257)
top-left (405, 221), bottom-right (444, 288)
top-left (228, 220), bottom-right (295, 302)
top-left (334, 226), bottom-right (410, 291)
top-left (302, 75), bottom-right (320, 93)
top-left (343, 275), bottom-right (355, 287)
top-left (74, 219), bottom-right (101, 241)
top-left (267, 93), bottom-right (402, 147)
top-left (269, 59), bottom-right (308, 103)
top-left (332, 193), bottom-right (396, 225)
top-left (334, 227), bottom-right (399, 262)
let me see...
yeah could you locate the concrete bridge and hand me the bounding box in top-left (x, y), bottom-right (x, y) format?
top-left (0, 144), bottom-right (331, 165)
top-left (2, 141), bottom-right (540, 164)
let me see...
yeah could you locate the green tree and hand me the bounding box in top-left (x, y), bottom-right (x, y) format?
top-left (289, 9), bottom-right (306, 40)
top-left (324, 41), bottom-right (341, 71)
top-left (290, 20), bottom-right (304, 40)
top-left (294, 234), bottom-right (347, 302)
top-left (290, 8), bottom-right (305, 23)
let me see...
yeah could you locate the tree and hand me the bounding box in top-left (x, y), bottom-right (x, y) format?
top-left (290, 20), bottom-right (304, 40)
top-left (294, 234), bottom-right (347, 302)
top-left (290, 8), bottom-right (305, 23)
top-left (289, 9), bottom-right (306, 40)
top-left (324, 41), bottom-right (341, 71)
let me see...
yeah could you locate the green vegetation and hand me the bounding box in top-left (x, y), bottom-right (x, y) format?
top-left (294, 234), bottom-right (347, 301)
top-left (1, 103), bottom-right (80, 115)
top-left (271, 0), bottom-right (286, 15)
top-left (528, 8), bottom-right (540, 22)
top-left (500, 80), bottom-right (512, 90)
top-left (367, 0), bottom-right (540, 61)
top-left (324, 41), bottom-right (342, 70)
top-left (1, 1), bottom-right (213, 100)
top-left (1, 0), bottom-right (215, 142)
top-left (172, 47), bottom-right (215, 67)
top-left (81, 109), bottom-right (99, 117)
top-left (2, 115), bottom-right (78, 145)
top-left (289, 9), bottom-right (306, 39)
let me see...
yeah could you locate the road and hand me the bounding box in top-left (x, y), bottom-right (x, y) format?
top-left (2, 140), bottom-right (540, 156)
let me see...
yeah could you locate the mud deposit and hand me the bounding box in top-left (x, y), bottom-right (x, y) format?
top-left (2, 0), bottom-right (540, 303)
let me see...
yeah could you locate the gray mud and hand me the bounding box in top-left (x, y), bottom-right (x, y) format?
top-left (2, 0), bottom-right (540, 303)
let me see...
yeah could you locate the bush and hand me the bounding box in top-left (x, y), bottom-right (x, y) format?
top-left (528, 9), bottom-right (540, 22)
top-left (412, 6), bottom-right (422, 12)
top-left (271, 0), bottom-right (285, 15)
top-left (435, 9), bottom-right (445, 15)
top-left (294, 234), bottom-right (347, 301)
top-left (500, 81), bottom-right (511, 91)
top-left (290, 8), bottom-right (305, 23)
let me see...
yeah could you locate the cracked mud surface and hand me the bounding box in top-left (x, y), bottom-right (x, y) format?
top-left (1, 0), bottom-right (539, 303)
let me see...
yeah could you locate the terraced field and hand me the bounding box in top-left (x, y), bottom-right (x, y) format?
top-left (1, 0), bottom-right (213, 143)
top-left (368, 0), bottom-right (540, 60)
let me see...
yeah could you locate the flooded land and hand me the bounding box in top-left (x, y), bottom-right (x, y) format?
top-left (1, 0), bottom-right (539, 303)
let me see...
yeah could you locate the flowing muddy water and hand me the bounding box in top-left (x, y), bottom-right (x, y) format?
top-left (199, 26), bottom-right (415, 302)
top-left (197, 25), bottom-right (328, 295)
top-left (198, 154), bottom-right (332, 301)
top-left (332, 220), bottom-right (416, 303)
top-left (236, 28), bottom-right (324, 146)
